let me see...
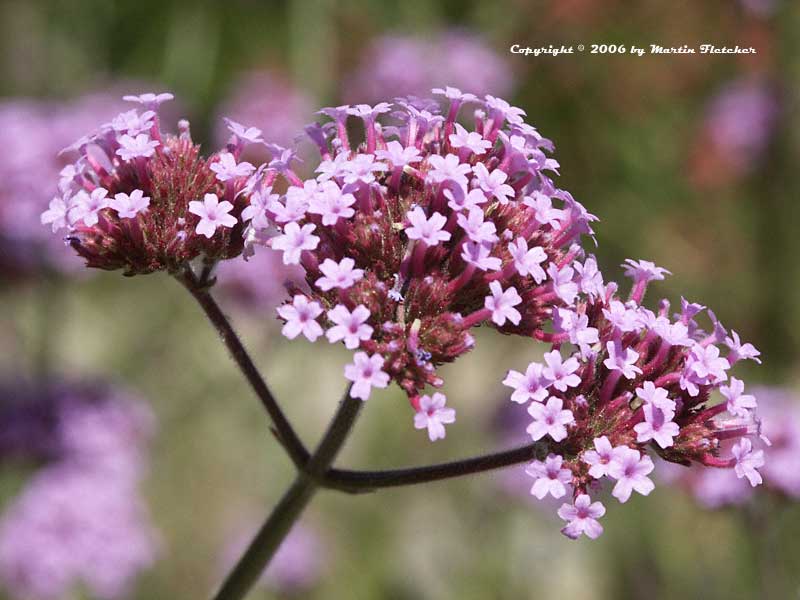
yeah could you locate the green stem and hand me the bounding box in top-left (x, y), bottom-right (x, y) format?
top-left (212, 385), bottom-right (361, 600)
top-left (322, 442), bottom-right (544, 492)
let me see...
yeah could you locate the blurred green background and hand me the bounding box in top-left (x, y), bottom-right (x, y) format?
top-left (1, 0), bottom-right (799, 598)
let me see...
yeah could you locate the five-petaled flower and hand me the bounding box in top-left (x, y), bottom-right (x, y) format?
top-left (526, 454), bottom-right (572, 499)
top-left (607, 446), bottom-right (655, 503)
top-left (116, 134), bottom-right (160, 161)
top-left (732, 438), bottom-right (764, 486)
top-left (413, 393), bottom-right (456, 441)
top-left (277, 295), bottom-right (324, 342)
top-left (326, 305), bottom-right (373, 349)
top-left (558, 495), bottom-right (606, 540)
top-left (271, 223), bottom-right (320, 265)
top-left (405, 207), bottom-right (451, 246)
top-left (345, 352), bottom-right (390, 401)
top-left (211, 152), bottom-right (256, 182)
top-left (485, 282), bottom-right (522, 326)
top-left (110, 190), bottom-right (150, 219)
top-left (527, 397), bottom-right (575, 442)
top-left (188, 194), bottom-right (238, 239)
top-left (315, 258), bottom-right (364, 291)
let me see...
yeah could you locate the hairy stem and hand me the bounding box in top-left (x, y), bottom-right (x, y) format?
top-left (213, 386), bottom-right (362, 600)
top-left (322, 442), bottom-right (544, 492)
top-left (178, 268), bottom-right (310, 468)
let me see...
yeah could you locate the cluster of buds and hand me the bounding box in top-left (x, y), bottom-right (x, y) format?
top-left (504, 263), bottom-right (764, 538)
top-left (41, 92), bottom-right (272, 276)
top-left (247, 88), bottom-right (596, 436)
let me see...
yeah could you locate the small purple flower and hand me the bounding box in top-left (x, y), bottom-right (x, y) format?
top-left (526, 454), bottom-right (572, 499)
top-left (634, 404), bottom-right (680, 448)
top-left (405, 207), bottom-right (451, 246)
top-left (527, 397), bottom-right (575, 442)
top-left (110, 190), bottom-right (150, 219)
top-left (41, 196), bottom-right (70, 232)
top-left (485, 95), bottom-right (526, 125)
top-left (315, 257), bottom-right (364, 291)
top-left (547, 262), bottom-right (578, 305)
top-left (720, 377), bottom-right (758, 418)
top-left (508, 237), bottom-right (547, 281)
top-left (271, 222), bottom-right (319, 265)
top-left (558, 494), bottom-right (605, 540)
top-left (449, 123), bottom-right (492, 155)
top-left (223, 118), bottom-right (264, 145)
top-left (340, 154), bottom-right (387, 185)
top-left (634, 381), bottom-right (675, 413)
top-left (554, 308), bottom-right (599, 356)
top-left (116, 133), bottom-right (159, 161)
top-left (461, 241), bottom-right (501, 271)
top-left (732, 438), bottom-right (764, 486)
top-left (603, 340), bottom-right (642, 379)
top-left (326, 305), bottom-right (373, 349)
top-left (188, 193), bottom-right (237, 238)
top-left (524, 192), bottom-right (564, 229)
top-left (111, 109), bottom-right (155, 135)
top-left (485, 281), bottom-right (522, 326)
top-left (413, 393), bottom-right (456, 441)
top-left (503, 362), bottom-right (549, 404)
top-left (211, 152), bottom-right (256, 182)
top-left (375, 140), bottom-right (422, 168)
top-left (542, 350), bottom-right (581, 392)
top-left (608, 447), bottom-right (655, 503)
top-left (472, 163), bottom-right (514, 204)
top-left (457, 207), bottom-right (499, 246)
top-left (583, 436), bottom-right (616, 479)
top-left (307, 182), bottom-right (356, 226)
top-left (426, 153), bottom-right (472, 187)
top-left (344, 352), bottom-right (390, 401)
top-left (69, 188), bottom-right (110, 227)
top-left (277, 295), bottom-right (324, 341)
top-left (622, 259), bottom-right (670, 284)
top-left (725, 330), bottom-right (762, 364)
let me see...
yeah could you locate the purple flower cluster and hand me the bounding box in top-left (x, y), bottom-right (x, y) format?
top-left (343, 31), bottom-right (514, 103)
top-left (248, 89), bottom-right (591, 438)
top-left (0, 383), bottom-right (159, 599)
top-left (0, 93), bottom-right (133, 276)
top-left (42, 87), bottom-right (768, 541)
top-left (42, 93), bottom-right (274, 275)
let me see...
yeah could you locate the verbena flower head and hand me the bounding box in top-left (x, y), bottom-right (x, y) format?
top-left (42, 93), bottom-right (271, 276)
top-left (254, 89), bottom-right (595, 442)
top-left (503, 265), bottom-right (765, 538)
top-left (0, 93), bottom-right (134, 277)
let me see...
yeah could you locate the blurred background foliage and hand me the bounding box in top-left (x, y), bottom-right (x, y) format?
top-left (1, 0), bottom-right (799, 598)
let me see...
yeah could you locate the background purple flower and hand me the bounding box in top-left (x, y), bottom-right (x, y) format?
top-left (214, 70), bottom-right (314, 162)
top-left (704, 78), bottom-right (779, 173)
top-left (0, 381), bottom-right (159, 599)
top-left (342, 30), bottom-right (514, 103)
top-left (215, 248), bottom-right (306, 311)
